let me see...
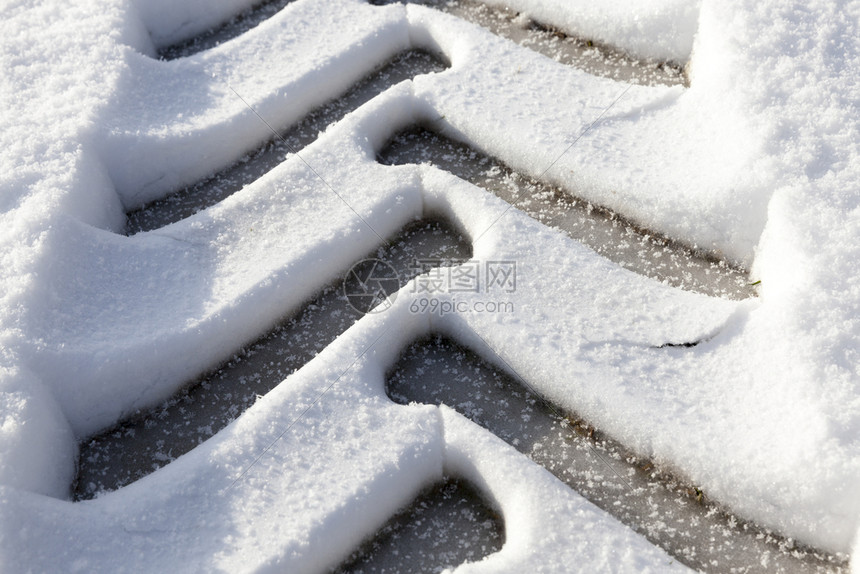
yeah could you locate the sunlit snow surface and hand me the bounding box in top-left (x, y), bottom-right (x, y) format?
top-left (1, 0), bottom-right (859, 572)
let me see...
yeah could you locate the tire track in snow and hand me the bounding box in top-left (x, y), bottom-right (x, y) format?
top-left (157, 0), bottom-right (300, 60)
top-left (333, 478), bottom-right (504, 572)
top-left (387, 336), bottom-right (847, 574)
top-left (75, 218), bottom-right (471, 500)
top-left (370, 0), bottom-right (687, 86)
top-left (379, 126), bottom-right (755, 300)
top-left (127, 50), bottom-right (448, 234)
top-left (79, 2), bottom-right (800, 572)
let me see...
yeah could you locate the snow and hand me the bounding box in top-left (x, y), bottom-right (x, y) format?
top-left (441, 408), bottom-right (689, 573)
top-left (1, 0), bottom-right (859, 570)
top-left (0, 361), bottom-right (75, 498)
top-left (133, 0), bottom-right (259, 50)
top-left (479, 0), bottom-right (701, 62)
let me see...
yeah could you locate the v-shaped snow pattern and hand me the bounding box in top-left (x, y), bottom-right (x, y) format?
top-left (5, 0), bottom-right (849, 573)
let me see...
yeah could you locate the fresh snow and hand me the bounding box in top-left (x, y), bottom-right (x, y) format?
top-left (478, 0), bottom-right (701, 62)
top-left (1, 0), bottom-right (858, 571)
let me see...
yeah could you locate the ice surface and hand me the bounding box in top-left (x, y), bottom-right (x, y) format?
top-left (1, 0), bottom-right (859, 570)
top-left (333, 478), bottom-right (504, 573)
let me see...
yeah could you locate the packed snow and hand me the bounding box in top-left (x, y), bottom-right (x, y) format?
top-left (1, 0), bottom-right (858, 571)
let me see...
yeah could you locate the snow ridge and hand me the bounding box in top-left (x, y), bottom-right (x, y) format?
top-left (1, 0), bottom-right (859, 570)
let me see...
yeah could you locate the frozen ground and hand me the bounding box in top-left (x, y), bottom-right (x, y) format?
top-left (1, 0), bottom-right (859, 572)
